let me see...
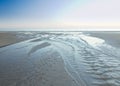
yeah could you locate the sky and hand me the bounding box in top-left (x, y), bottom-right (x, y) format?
top-left (0, 0), bottom-right (120, 30)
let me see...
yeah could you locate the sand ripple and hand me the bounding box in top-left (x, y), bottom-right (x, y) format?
top-left (0, 32), bottom-right (120, 86)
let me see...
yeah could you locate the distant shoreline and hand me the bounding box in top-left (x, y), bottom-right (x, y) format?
top-left (0, 31), bottom-right (120, 48)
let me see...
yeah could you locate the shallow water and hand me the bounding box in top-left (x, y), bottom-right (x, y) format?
top-left (0, 32), bottom-right (120, 86)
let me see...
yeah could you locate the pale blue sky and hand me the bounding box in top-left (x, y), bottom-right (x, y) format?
top-left (0, 0), bottom-right (78, 20)
top-left (0, 0), bottom-right (120, 29)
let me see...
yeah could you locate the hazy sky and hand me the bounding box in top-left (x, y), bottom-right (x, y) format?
top-left (0, 0), bottom-right (120, 30)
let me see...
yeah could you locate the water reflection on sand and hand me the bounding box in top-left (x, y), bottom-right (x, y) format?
top-left (0, 32), bottom-right (120, 86)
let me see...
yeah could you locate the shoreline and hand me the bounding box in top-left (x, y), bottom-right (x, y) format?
top-left (0, 31), bottom-right (120, 48)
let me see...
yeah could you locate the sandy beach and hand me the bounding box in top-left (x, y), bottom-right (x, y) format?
top-left (0, 31), bottom-right (38, 47)
top-left (0, 31), bottom-right (120, 86)
top-left (0, 32), bottom-right (19, 47)
top-left (0, 32), bottom-right (28, 47)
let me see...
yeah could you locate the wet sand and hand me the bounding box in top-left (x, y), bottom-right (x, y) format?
top-left (0, 32), bottom-right (26, 47)
top-left (0, 32), bottom-right (18, 47)
top-left (0, 31), bottom-right (120, 86)
top-left (0, 32), bottom-right (37, 47)
top-left (1, 31), bottom-right (120, 48)
top-left (0, 48), bottom-right (77, 86)
top-left (0, 32), bottom-right (78, 86)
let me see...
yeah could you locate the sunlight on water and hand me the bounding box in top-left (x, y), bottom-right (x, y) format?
top-left (79, 35), bottom-right (105, 47)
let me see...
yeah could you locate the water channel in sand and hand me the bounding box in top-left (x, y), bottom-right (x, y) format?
top-left (0, 32), bottom-right (120, 86)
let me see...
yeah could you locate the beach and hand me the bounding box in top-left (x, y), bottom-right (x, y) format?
top-left (0, 31), bottom-right (120, 86)
top-left (0, 32), bottom-right (19, 47)
top-left (0, 32), bottom-right (29, 47)
top-left (0, 31), bottom-right (39, 47)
